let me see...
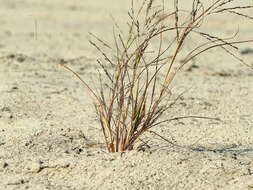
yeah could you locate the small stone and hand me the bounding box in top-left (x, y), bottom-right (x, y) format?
top-left (26, 161), bottom-right (41, 173)
top-left (1, 161), bottom-right (8, 168)
top-left (3, 162), bottom-right (8, 168)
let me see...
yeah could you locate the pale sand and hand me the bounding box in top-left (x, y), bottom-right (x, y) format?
top-left (0, 0), bottom-right (253, 189)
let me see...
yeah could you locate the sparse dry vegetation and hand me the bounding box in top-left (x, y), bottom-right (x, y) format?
top-left (62, 0), bottom-right (253, 152)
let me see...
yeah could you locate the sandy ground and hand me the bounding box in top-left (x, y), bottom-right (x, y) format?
top-left (0, 0), bottom-right (253, 189)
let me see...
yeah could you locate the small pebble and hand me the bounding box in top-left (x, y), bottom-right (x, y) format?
top-left (26, 161), bottom-right (41, 173)
top-left (1, 161), bottom-right (8, 168)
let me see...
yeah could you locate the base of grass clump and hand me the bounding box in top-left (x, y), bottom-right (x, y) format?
top-left (62, 0), bottom-right (253, 152)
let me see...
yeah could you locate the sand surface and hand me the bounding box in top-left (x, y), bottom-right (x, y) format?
top-left (0, 0), bottom-right (253, 189)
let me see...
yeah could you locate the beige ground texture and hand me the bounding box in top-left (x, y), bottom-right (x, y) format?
top-left (0, 0), bottom-right (253, 189)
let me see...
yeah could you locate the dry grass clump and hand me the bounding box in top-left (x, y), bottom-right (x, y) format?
top-left (62, 0), bottom-right (253, 152)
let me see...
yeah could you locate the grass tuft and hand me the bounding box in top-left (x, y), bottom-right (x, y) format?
top-left (62, 0), bottom-right (253, 152)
